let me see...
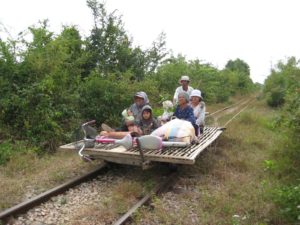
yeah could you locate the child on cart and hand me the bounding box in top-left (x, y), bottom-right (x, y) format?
top-left (138, 105), bottom-right (160, 135)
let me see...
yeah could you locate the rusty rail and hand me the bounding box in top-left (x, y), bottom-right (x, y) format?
top-left (113, 169), bottom-right (178, 225)
top-left (0, 163), bottom-right (107, 223)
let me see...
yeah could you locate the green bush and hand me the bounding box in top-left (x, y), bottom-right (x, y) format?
top-left (266, 87), bottom-right (285, 107)
top-left (0, 3), bottom-right (255, 153)
top-left (273, 184), bottom-right (300, 223)
top-left (0, 141), bottom-right (14, 165)
top-left (284, 90), bottom-right (300, 136)
top-left (263, 57), bottom-right (300, 222)
top-left (78, 73), bottom-right (161, 127)
top-left (0, 140), bottom-right (40, 165)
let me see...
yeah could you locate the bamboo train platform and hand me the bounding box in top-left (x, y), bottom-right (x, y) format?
top-left (59, 126), bottom-right (225, 167)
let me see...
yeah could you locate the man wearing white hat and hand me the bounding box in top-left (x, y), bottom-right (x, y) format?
top-left (173, 75), bottom-right (194, 105)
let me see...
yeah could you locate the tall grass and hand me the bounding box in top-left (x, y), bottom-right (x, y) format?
top-left (134, 100), bottom-right (290, 224)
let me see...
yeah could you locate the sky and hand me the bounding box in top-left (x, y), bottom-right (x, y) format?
top-left (1, 0), bottom-right (300, 84)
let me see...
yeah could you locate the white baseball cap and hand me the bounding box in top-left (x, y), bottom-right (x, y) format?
top-left (190, 89), bottom-right (203, 99)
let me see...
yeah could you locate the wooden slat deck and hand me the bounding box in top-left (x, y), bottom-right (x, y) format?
top-left (59, 127), bottom-right (224, 165)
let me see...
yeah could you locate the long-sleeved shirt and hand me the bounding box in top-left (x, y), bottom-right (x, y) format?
top-left (173, 86), bottom-right (194, 104)
top-left (138, 105), bottom-right (160, 135)
top-left (174, 105), bottom-right (199, 135)
top-left (191, 102), bottom-right (206, 126)
top-left (129, 103), bottom-right (146, 124)
top-left (129, 91), bottom-right (150, 124)
top-left (139, 118), bottom-right (160, 135)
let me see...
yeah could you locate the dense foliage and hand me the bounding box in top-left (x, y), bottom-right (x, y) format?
top-left (263, 57), bottom-right (300, 143)
top-left (6, 1), bottom-right (300, 222)
top-left (263, 57), bottom-right (300, 222)
top-left (0, 1), bottom-right (255, 159)
top-left (154, 57), bottom-right (255, 103)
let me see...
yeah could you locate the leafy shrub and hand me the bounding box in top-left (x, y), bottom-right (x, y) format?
top-left (273, 184), bottom-right (300, 223)
top-left (284, 90), bottom-right (300, 137)
top-left (78, 73), bottom-right (160, 127)
top-left (0, 3), bottom-right (255, 154)
top-left (0, 141), bottom-right (14, 165)
top-left (266, 87), bottom-right (285, 107)
top-left (264, 57), bottom-right (300, 222)
top-left (155, 56), bottom-right (253, 104)
top-left (0, 140), bottom-right (40, 165)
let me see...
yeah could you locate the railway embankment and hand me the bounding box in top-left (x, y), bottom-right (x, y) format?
top-left (0, 97), bottom-right (293, 224)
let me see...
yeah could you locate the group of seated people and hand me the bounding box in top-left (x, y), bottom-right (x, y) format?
top-left (102, 75), bottom-right (206, 138)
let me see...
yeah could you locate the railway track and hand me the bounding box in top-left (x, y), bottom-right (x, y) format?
top-left (0, 97), bottom-right (254, 225)
top-left (206, 97), bottom-right (248, 118)
top-left (0, 163), bottom-right (108, 224)
top-left (113, 169), bottom-right (178, 225)
top-left (111, 98), bottom-right (254, 224)
top-left (206, 97), bottom-right (253, 127)
top-left (1, 164), bottom-right (178, 225)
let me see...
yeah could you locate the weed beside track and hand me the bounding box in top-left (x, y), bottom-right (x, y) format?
top-left (0, 97), bottom-right (290, 224)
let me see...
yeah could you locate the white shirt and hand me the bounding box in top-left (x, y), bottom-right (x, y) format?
top-left (191, 102), bottom-right (206, 126)
top-left (173, 86), bottom-right (194, 104)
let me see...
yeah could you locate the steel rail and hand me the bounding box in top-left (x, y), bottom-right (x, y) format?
top-left (114, 98), bottom-right (254, 225)
top-left (113, 170), bottom-right (178, 225)
top-left (222, 98), bottom-right (255, 127)
top-left (0, 162), bottom-right (108, 223)
top-left (112, 98), bottom-right (255, 225)
top-left (1, 98), bottom-right (254, 224)
top-left (206, 98), bottom-right (249, 117)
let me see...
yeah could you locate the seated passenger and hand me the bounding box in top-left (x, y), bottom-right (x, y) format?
top-left (190, 89), bottom-right (206, 134)
top-left (138, 105), bottom-right (160, 135)
top-left (158, 100), bottom-right (174, 125)
top-left (119, 108), bottom-right (142, 134)
top-left (100, 109), bottom-right (142, 139)
top-left (173, 75), bottom-right (194, 105)
top-left (129, 91), bottom-right (150, 124)
top-left (115, 91), bottom-right (149, 132)
top-left (100, 91), bottom-right (149, 137)
top-left (174, 92), bottom-right (199, 136)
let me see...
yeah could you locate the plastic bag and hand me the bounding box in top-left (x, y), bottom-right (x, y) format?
top-left (151, 118), bottom-right (195, 144)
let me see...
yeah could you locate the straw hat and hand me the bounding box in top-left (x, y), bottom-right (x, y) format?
top-left (180, 75), bottom-right (190, 82)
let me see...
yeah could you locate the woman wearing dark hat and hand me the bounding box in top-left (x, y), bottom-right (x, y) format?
top-left (174, 91), bottom-right (199, 136)
top-left (173, 75), bottom-right (194, 105)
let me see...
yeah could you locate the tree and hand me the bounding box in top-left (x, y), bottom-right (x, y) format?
top-left (225, 58), bottom-right (253, 93)
top-left (1, 22), bottom-right (86, 151)
top-left (145, 32), bottom-right (169, 74)
top-left (264, 57), bottom-right (300, 107)
top-left (225, 58), bottom-right (250, 76)
top-left (85, 0), bottom-right (168, 80)
top-left (86, 0), bottom-right (133, 76)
